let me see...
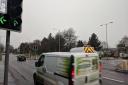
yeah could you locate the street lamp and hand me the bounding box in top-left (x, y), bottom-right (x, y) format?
top-left (100, 21), bottom-right (113, 50)
top-left (58, 30), bottom-right (60, 52)
top-left (53, 28), bottom-right (61, 52)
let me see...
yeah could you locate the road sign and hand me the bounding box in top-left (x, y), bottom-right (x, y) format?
top-left (84, 47), bottom-right (95, 53)
top-left (0, 0), bottom-right (7, 14)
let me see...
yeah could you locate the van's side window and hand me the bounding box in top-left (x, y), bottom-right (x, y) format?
top-left (92, 58), bottom-right (98, 70)
top-left (38, 55), bottom-right (45, 66)
top-left (56, 57), bottom-right (70, 78)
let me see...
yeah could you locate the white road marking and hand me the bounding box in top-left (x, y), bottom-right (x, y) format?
top-left (102, 76), bottom-right (125, 83)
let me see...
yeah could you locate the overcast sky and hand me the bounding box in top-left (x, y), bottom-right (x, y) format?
top-left (0, 0), bottom-right (128, 48)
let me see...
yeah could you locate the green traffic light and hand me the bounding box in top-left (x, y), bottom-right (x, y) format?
top-left (13, 20), bottom-right (18, 26)
top-left (0, 16), bottom-right (7, 25)
top-left (10, 18), bottom-right (22, 28)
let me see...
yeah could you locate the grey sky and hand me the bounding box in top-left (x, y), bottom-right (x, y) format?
top-left (0, 0), bottom-right (128, 48)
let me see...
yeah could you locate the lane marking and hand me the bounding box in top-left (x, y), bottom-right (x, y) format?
top-left (102, 76), bottom-right (125, 83)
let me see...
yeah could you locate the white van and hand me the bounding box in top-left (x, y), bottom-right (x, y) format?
top-left (33, 49), bottom-right (101, 85)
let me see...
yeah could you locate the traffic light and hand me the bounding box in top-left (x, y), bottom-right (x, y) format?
top-left (0, 14), bottom-right (10, 28)
top-left (10, 17), bottom-right (22, 31)
top-left (7, 0), bottom-right (23, 32)
top-left (0, 0), bottom-right (22, 32)
top-left (0, 0), bottom-right (23, 32)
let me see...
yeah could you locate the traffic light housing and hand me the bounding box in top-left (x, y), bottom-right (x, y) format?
top-left (7, 0), bottom-right (23, 32)
top-left (0, 0), bottom-right (23, 32)
top-left (8, 0), bottom-right (23, 18)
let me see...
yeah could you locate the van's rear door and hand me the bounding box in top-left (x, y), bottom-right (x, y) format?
top-left (74, 54), bottom-right (99, 85)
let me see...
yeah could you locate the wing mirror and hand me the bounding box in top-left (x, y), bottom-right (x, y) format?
top-left (35, 61), bottom-right (43, 67)
top-left (35, 62), bottom-right (39, 67)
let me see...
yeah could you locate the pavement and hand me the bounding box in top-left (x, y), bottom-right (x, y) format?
top-left (0, 61), bottom-right (16, 85)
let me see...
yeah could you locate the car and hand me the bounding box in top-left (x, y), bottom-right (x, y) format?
top-left (17, 55), bottom-right (26, 61)
top-left (120, 53), bottom-right (128, 59)
top-left (33, 47), bottom-right (101, 85)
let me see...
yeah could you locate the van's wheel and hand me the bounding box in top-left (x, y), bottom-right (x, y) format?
top-left (99, 74), bottom-right (102, 85)
top-left (33, 73), bottom-right (40, 85)
top-left (99, 79), bottom-right (102, 85)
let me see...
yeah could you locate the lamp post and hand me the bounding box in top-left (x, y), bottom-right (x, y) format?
top-left (53, 28), bottom-right (61, 52)
top-left (100, 22), bottom-right (113, 50)
top-left (58, 30), bottom-right (60, 52)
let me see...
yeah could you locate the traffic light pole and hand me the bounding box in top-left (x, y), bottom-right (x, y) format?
top-left (4, 31), bottom-right (10, 85)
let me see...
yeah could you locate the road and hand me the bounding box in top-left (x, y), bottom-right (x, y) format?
top-left (4, 54), bottom-right (36, 85)
top-left (2, 54), bottom-right (128, 85)
top-left (102, 59), bottom-right (128, 85)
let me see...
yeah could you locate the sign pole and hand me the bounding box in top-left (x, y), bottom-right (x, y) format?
top-left (4, 30), bottom-right (10, 85)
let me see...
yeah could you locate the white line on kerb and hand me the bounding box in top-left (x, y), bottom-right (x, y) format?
top-left (102, 76), bottom-right (125, 83)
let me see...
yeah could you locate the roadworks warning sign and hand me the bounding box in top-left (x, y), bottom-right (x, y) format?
top-left (84, 47), bottom-right (95, 53)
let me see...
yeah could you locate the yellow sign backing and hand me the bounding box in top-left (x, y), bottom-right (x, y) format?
top-left (84, 47), bottom-right (95, 53)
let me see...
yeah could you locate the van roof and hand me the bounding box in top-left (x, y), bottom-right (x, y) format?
top-left (70, 47), bottom-right (96, 53)
top-left (42, 52), bottom-right (70, 57)
top-left (41, 52), bottom-right (98, 58)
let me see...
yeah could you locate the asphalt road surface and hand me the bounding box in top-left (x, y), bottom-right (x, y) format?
top-left (8, 54), bottom-right (36, 85)
top-left (2, 54), bottom-right (128, 85)
top-left (102, 59), bottom-right (128, 85)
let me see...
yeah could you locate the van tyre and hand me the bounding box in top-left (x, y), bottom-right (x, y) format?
top-left (33, 73), bottom-right (41, 85)
top-left (99, 79), bottom-right (102, 85)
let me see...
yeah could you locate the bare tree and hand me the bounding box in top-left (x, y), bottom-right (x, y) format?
top-left (63, 28), bottom-right (77, 51)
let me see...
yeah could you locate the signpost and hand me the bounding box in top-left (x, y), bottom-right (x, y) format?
top-left (0, 0), bottom-right (23, 85)
top-left (4, 31), bottom-right (10, 85)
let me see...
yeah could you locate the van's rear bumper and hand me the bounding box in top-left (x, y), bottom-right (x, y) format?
top-left (84, 80), bottom-right (99, 85)
top-left (74, 80), bottom-right (99, 85)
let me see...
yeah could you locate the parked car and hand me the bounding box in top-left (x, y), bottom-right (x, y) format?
top-left (120, 53), bottom-right (128, 59)
top-left (17, 55), bottom-right (26, 61)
